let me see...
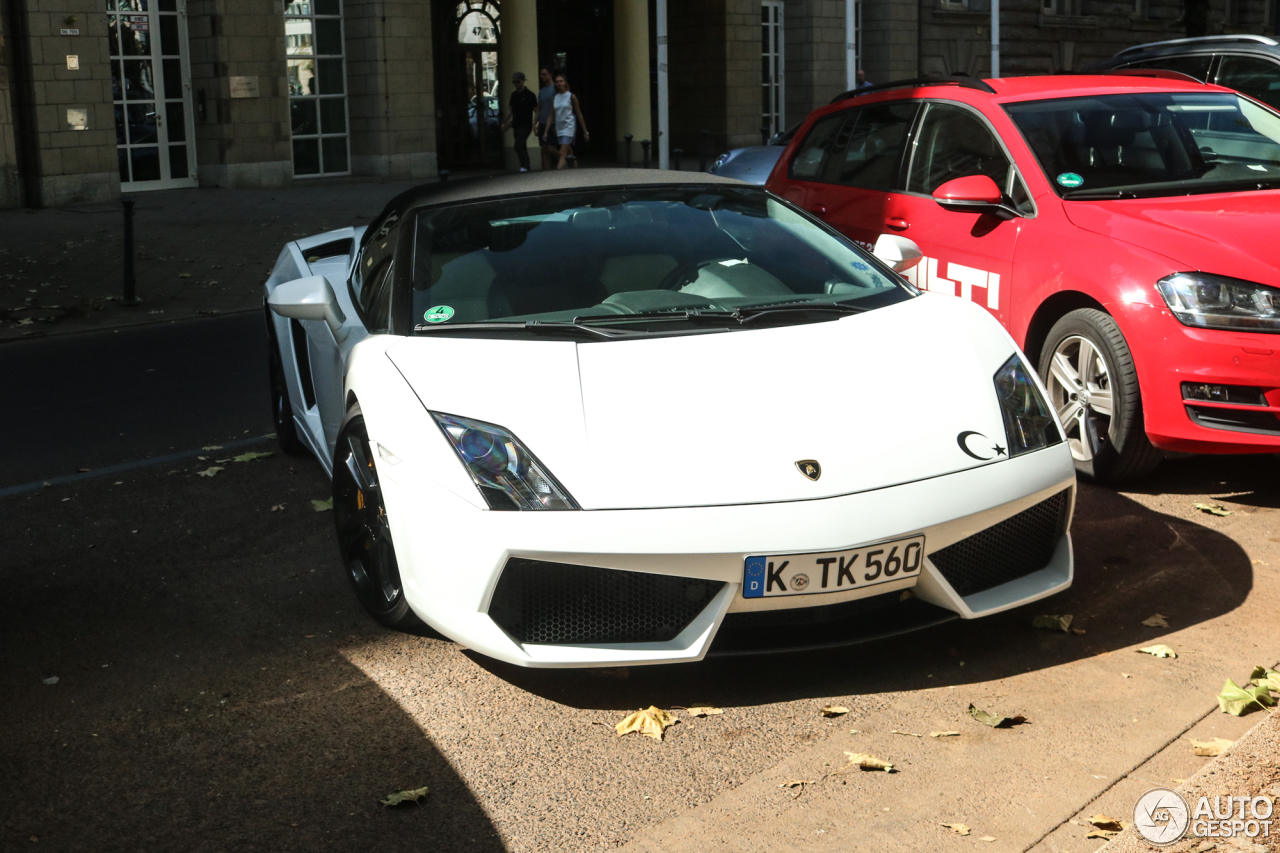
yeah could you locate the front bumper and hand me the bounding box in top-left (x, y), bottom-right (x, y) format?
top-left (377, 443), bottom-right (1075, 668)
top-left (1118, 302), bottom-right (1280, 453)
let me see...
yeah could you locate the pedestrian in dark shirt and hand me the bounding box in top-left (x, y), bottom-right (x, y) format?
top-left (501, 71), bottom-right (539, 172)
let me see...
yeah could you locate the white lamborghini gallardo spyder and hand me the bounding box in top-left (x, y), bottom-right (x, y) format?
top-left (264, 169), bottom-right (1076, 668)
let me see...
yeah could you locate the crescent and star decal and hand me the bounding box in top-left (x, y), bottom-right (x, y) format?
top-left (957, 431), bottom-right (1008, 461)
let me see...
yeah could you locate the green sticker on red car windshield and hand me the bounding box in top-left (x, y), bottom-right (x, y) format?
top-left (1057, 172), bottom-right (1084, 188)
top-left (423, 305), bottom-right (455, 323)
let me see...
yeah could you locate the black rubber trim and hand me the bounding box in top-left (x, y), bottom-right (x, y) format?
top-left (830, 75), bottom-right (996, 103)
top-left (1186, 404), bottom-right (1280, 436)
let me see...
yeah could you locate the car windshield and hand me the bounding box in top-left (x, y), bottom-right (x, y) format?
top-left (409, 186), bottom-right (912, 336)
top-left (1005, 91), bottom-right (1280, 199)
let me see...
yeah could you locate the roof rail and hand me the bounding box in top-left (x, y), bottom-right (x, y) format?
top-left (1116, 33), bottom-right (1279, 55)
top-left (829, 75), bottom-right (996, 104)
top-left (1099, 68), bottom-right (1206, 83)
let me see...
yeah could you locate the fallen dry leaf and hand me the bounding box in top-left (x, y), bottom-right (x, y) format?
top-left (1087, 828), bottom-right (1119, 839)
top-left (979, 837), bottom-right (996, 842)
top-left (779, 779), bottom-right (814, 798)
top-left (1088, 813), bottom-right (1128, 832)
top-left (1138, 644), bottom-right (1178, 658)
top-left (1142, 613), bottom-right (1170, 628)
top-left (1217, 678), bottom-right (1274, 716)
top-left (1190, 737), bottom-right (1233, 756)
top-left (968, 704), bottom-right (1026, 728)
top-left (820, 705), bottom-right (850, 717)
top-left (837, 751), bottom-right (894, 773)
top-left (231, 451), bottom-right (273, 463)
top-left (891, 730), bottom-right (922, 737)
top-left (1122, 673), bottom-right (1133, 678)
top-left (941, 822), bottom-right (971, 836)
top-left (929, 731), bottom-right (960, 738)
top-left (202, 445), bottom-right (223, 451)
top-left (311, 498), bottom-right (333, 512)
top-left (270, 504), bottom-right (285, 512)
top-left (1194, 502), bottom-right (1232, 516)
top-left (380, 786), bottom-right (429, 807)
top-left (616, 706), bottom-right (678, 741)
top-left (1031, 614), bottom-right (1073, 632)
top-left (196, 466), bottom-right (224, 478)
top-left (1250, 666), bottom-right (1280, 693)
top-left (677, 706), bottom-right (723, 718)
top-left (1071, 627), bottom-right (1087, 635)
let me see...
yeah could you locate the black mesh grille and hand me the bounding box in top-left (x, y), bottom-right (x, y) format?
top-left (929, 489), bottom-right (1070, 597)
top-left (488, 559), bottom-right (725, 645)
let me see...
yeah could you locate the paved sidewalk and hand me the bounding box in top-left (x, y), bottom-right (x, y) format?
top-left (0, 179), bottom-right (423, 342)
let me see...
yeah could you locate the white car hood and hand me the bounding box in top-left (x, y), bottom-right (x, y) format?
top-left (385, 296), bottom-right (1019, 510)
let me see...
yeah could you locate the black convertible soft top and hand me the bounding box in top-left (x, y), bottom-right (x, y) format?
top-left (376, 168), bottom-right (750, 223)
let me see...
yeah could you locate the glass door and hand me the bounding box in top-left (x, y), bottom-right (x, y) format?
top-left (285, 0), bottom-right (350, 176)
top-left (108, 0), bottom-right (197, 190)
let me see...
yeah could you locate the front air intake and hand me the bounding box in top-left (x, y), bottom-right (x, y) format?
top-left (929, 489), bottom-right (1070, 597)
top-left (488, 559), bottom-right (725, 645)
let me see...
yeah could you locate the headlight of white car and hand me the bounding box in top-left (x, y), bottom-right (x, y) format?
top-left (432, 412), bottom-right (579, 511)
top-left (1156, 272), bottom-right (1280, 332)
top-left (994, 355), bottom-right (1061, 457)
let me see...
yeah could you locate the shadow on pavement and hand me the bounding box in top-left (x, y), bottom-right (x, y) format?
top-left (0, 457), bottom-right (502, 852)
top-left (1122, 452), bottom-right (1280, 510)
top-left (479, 477), bottom-right (1256, 711)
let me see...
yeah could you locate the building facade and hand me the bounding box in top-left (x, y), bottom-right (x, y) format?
top-left (0, 0), bottom-right (1271, 208)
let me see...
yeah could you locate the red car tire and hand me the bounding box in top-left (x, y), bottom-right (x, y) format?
top-left (1039, 309), bottom-right (1163, 483)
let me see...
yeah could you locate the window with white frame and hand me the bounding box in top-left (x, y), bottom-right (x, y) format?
top-left (761, 1), bottom-right (784, 140)
top-left (285, 0), bottom-right (350, 176)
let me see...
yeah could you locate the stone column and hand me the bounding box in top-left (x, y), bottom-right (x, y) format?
top-left (613, 0), bottom-right (650, 164)
top-left (187, 0), bottom-right (292, 188)
top-left (344, 0), bottom-right (437, 179)
top-left (498, 0), bottom-right (538, 170)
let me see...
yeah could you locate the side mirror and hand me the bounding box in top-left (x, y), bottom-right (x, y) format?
top-left (932, 175), bottom-right (1020, 220)
top-left (872, 234), bottom-right (923, 273)
top-left (268, 275), bottom-right (349, 341)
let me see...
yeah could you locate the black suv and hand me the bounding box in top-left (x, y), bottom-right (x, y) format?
top-left (1091, 34), bottom-right (1280, 109)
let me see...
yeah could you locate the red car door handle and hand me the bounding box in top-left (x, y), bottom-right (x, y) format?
top-left (808, 205), bottom-right (828, 216)
top-left (885, 217), bottom-right (910, 231)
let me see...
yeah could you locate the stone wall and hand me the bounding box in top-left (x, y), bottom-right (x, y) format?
top-left (669, 0), bottom-right (759, 158)
top-left (187, 0), bottom-right (291, 188)
top-left (861, 0), bottom-right (918, 84)
top-left (5, 0), bottom-right (118, 207)
top-left (784, 0), bottom-right (847, 127)
top-left (344, 0), bottom-right (436, 179)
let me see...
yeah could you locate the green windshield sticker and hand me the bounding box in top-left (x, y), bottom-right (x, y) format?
top-left (423, 305), bottom-right (455, 323)
top-left (1057, 172), bottom-right (1084, 188)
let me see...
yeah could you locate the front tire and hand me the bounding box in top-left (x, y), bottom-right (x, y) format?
top-left (1038, 308), bottom-right (1162, 483)
top-left (333, 404), bottom-right (423, 630)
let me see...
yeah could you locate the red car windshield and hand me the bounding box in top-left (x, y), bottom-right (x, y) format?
top-left (1005, 91), bottom-right (1280, 199)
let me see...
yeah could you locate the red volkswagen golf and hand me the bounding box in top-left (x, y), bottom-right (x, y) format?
top-left (767, 74), bottom-right (1280, 482)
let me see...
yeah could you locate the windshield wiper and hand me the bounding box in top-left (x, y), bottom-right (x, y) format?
top-left (573, 303), bottom-right (867, 327)
top-left (413, 321), bottom-right (650, 338)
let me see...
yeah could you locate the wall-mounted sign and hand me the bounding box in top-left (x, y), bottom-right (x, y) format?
top-left (66, 109), bottom-right (88, 130)
top-left (60, 28), bottom-right (80, 35)
top-left (229, 76), bottom-right (260, 98)
top-left (66, 55), bottom-right (80, 70)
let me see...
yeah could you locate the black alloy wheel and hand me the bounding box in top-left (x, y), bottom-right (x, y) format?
top-left (265, 309), bottom-right (307, 456)
top-left (333, 405), bottom-right (422, 629)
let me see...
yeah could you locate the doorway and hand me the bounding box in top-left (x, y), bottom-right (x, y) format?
top-left (434, 2), bottom-right (503, 169)
top-left (537, 0), bottom-right (615, 165)
top-left (108, 0), bottom-right (197, 190)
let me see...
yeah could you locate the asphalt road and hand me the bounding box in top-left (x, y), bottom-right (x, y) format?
top-left (2, 441), bottom-right (1277, 852)
top-left (0, 312), bottom-right (270, 488)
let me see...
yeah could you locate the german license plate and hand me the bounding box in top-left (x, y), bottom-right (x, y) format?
top-left (742, 535), bottom-right (925, 599)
